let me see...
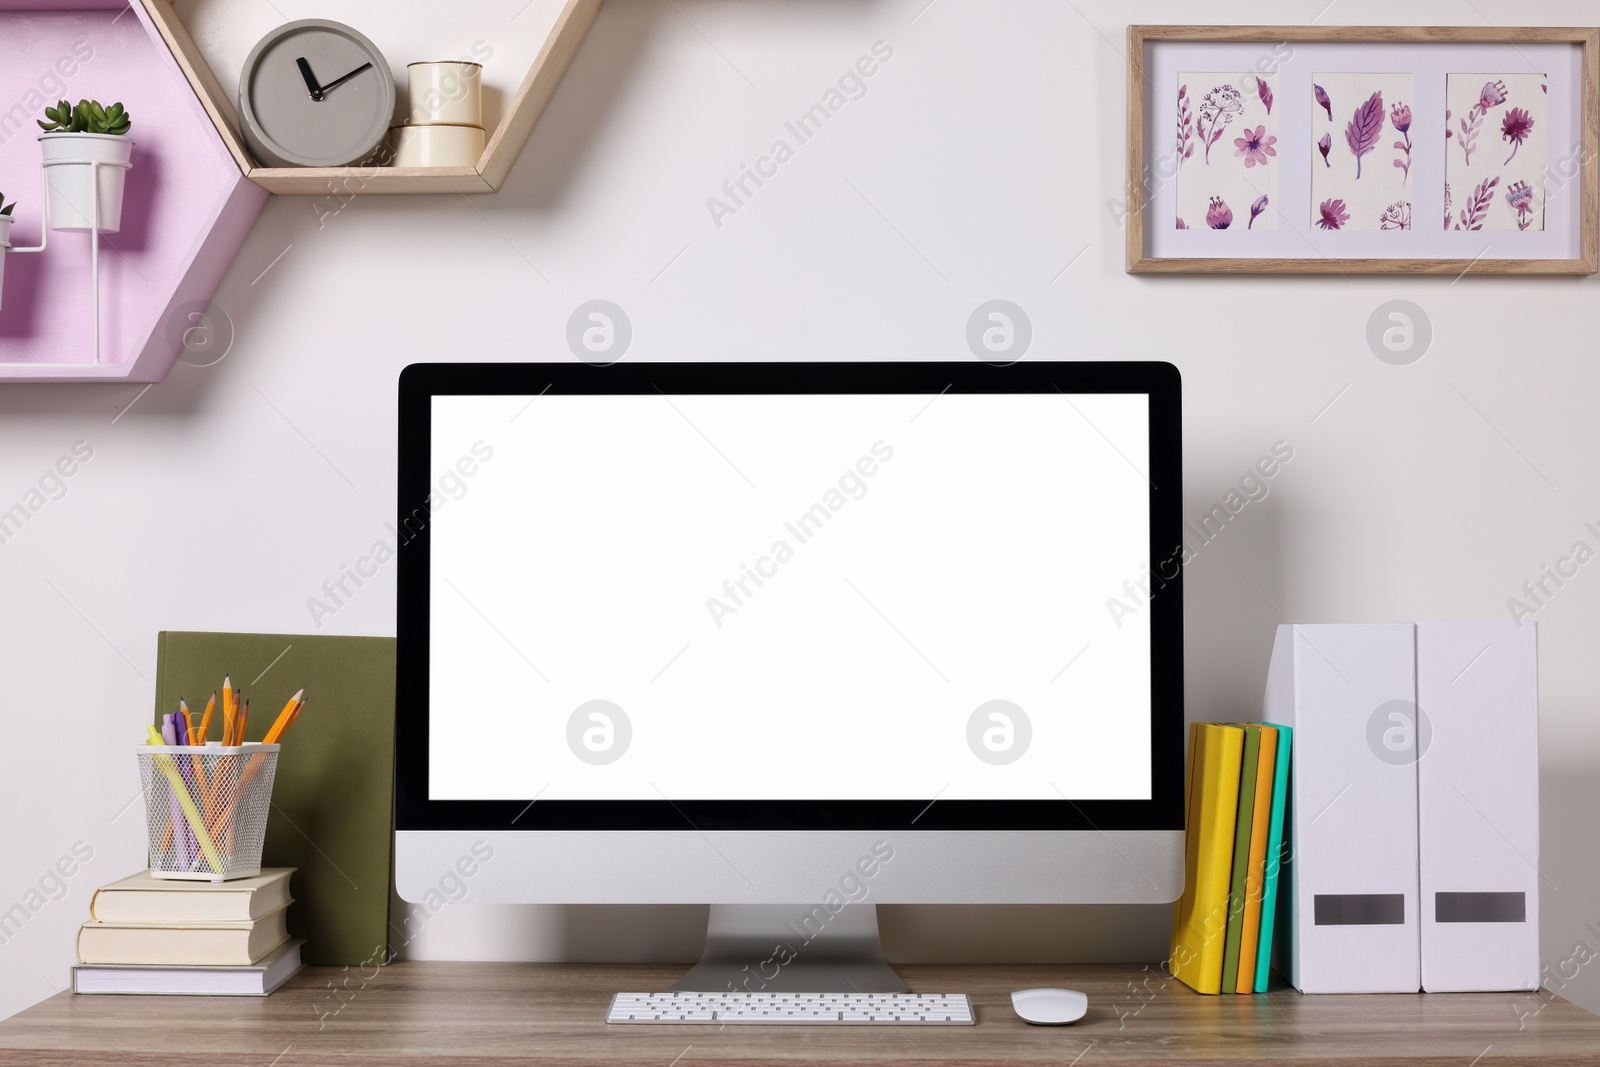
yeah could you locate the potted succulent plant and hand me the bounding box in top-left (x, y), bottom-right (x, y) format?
top-left (0, 191), bottom-right (14, 311)
top-left (36, 99), bottom-right (134, 233)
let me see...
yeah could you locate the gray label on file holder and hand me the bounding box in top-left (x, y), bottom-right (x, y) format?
top-left (1435, 892), bottom-right (1526, 923)
top-left (1313, 893), bottom-right (1406, 925)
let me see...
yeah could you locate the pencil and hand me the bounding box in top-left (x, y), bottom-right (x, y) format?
top-left (197, 692), bottom-right (216, 744)
top-left (263, 690), bottom-right (303, 745)
top-left (238, 699), bottom-right (249, 744)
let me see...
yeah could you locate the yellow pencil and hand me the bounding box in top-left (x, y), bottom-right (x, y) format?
top-left (237, 699), bottom-right (249, 744)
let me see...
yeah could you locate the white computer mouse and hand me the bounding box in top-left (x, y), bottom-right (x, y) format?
top-left (1010, 987), bottom-right (1089, 1025)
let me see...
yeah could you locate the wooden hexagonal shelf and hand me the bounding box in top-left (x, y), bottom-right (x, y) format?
top-left (137, 0), bottom-right (603, 194)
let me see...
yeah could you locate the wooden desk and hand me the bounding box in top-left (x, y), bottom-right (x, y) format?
top-left (2, 962), bottom-right (1597, 1065)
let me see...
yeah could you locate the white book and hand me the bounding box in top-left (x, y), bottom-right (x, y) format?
top-left (1265, 623), bottom-right (1421, 993)
top-left (77, 904), bottom-right (290, 966)
top-left (1416, 622), bottom-right (1541, 992)
top-left (90, 868), bottom-right (294, 924)
top-left (72, 938), bottom-right (304, 996)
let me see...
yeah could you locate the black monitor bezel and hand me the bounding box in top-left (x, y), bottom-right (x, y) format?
top-left (395, 362), bottom-right (1183, 832)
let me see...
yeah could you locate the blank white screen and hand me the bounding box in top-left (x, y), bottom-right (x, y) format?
top-left (428, 392), bottom-right (1150, 801)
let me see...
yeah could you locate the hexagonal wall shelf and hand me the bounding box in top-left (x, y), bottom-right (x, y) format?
top-left (0, 0), bottom-right (267, 382)
top-left (137, 0), bottom-right (603, 194)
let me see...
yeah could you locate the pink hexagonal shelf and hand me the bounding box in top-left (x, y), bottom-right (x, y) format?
top-left (0, 0), bottom-right (266, 382)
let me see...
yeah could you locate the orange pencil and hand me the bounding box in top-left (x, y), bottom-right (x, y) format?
top-left (196, 692), bottom-right (216, 744)
top-left (222, 694), bottom-right (236, 747)
top-left (237, 699), bottom-right (249, 744)
top-left (263, 690), bottom-right (303, 745)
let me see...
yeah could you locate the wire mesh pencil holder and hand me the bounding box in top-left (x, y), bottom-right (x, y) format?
top-left (138, 743), bottom-right (279, 881)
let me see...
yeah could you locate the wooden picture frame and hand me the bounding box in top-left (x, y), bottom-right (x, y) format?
top-left (1126, 25), bottom-right (1600, 274)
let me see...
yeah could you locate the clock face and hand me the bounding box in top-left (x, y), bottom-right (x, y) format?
top-left (239, 20), bottom-right (395, 168)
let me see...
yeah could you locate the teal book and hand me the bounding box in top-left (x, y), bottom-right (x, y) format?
top-left (1254, 722), bottom-right (1293, 992)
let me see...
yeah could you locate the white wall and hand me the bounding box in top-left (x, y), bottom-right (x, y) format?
top-left (3, 0), bottom-right (1598, 1023)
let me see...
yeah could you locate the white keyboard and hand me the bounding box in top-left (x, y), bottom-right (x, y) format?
top-left (606, 991), bottom-right (975, 1025)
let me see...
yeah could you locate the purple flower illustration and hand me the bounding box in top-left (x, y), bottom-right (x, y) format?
top-left (1248, 195), bottom-right (1268, 229)
top-left (1317, 132), bottom-right (1331, 167)
top-left (1501, 107), bottom-right (1534, 164)
top-left (1457, 80), bottom-right (1508, 166)
top-left (1314, 83), bottom-right (1332, 121)
top-left (1346, 90), bottom-right (1384, 178)
top-left (1316, 198), bottom-right (1349, 230)
top-left (1175, 217), bottom-right (1188, 229)
top-left (1206, 196), bottom-right (1233, 229)
top-left (1197, 84), bottom-right (1244, 164)
top-left (1506, 179), bottom-right (1536, 230)
top-left (1233, 125), bottom-right (1278, 168)
top-left (1443, 182), bottom-right (1453, 230)
top-left (1175, 84), bottom-right (1195, 163)
top-left (1391, 101), bottom-right (1413, 181)
top-left (1256, 75), bottom-right (1274, 115)
top-left (1379, 200), bottom-right (1411, 231)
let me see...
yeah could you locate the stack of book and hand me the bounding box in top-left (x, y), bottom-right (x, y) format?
top-left (73, 868), bottom-right (303, 995)
top-left (1169, 722), bottom-right (1293, 995)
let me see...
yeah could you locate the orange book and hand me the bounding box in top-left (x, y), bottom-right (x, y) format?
top-left (1235, 724), bottom-right (1279, 993)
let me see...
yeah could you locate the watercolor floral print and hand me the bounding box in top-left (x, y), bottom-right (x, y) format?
top-left (1175, 72), bottom-right (1278, 231)
top-left (1309, 73), bottom-right (1414, 232)
top-left (1445, 73), bottom-right (1546, 230)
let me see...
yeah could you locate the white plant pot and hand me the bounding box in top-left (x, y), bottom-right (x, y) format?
top-left (0, 215), bottom-right (11, 312)
top-left (38, 133), bottom-right (134, 234)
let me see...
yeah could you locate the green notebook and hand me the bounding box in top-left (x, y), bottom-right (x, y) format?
top-left (1254, 722), bottom-right (1293, 992)
top-left (1220, 723), bottom-right (1261, 992)
top-left (153, 631), bottom-right (395, 966)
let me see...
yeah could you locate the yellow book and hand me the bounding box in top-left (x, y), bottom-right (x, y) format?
top-left (1235, 724), bottom-right (1278, 993)
top-left (1170, 723), bottom-right (1245, 994)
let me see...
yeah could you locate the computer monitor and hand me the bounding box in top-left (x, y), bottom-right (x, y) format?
top-left (395, 362), bottom-right (1184, 992)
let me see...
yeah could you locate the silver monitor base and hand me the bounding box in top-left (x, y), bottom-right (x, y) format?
top-left (672, 903), bottom-right (909, 993)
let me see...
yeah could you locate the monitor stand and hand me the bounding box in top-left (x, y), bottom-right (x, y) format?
top-left (671, 903), bottom-right (909, 993)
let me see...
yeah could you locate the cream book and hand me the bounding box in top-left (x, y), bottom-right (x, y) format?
top-left (72, 938), bottom-right (305, 996)
top-left (90, 869), bottom-right (294, 924)
top-left (77, 904), bottom-right (290, 966)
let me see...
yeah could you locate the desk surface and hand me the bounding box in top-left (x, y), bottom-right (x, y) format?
top-left (2, 962), bottom-right (1597, 1066)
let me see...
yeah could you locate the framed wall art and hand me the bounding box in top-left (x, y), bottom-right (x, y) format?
top-left (1126, 26), bottom-right (1599, 275)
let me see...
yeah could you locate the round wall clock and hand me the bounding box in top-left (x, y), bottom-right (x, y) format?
top-left (238, 19), bottom-right (396, 168)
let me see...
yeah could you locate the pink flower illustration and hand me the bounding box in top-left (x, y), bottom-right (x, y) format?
top-left (1391, 101), bottom-right (1413, 181)
top-left (1249, 194), bottom-right (1268, 229)
top-left (1317, 132), bottom-right (1331, 167)
top-left (1206, 196), bottom-right (1233, 229)
top-left (1501, 107), bottom-right (1534, 164)
top-left (1443, 182), bottom-right (1453, 230)
top-left (1316, 198), bottom-right (1349, 230)
top-left (1379, 200), bottom-right (1411, 231)
top-left (1459, 81), bottom-right (1509, 166)
top-left (1313, 83), bottom-right (1332, 121)
top-left (1233, 125), bottom-right (1278, 168)
top-left (1175, 217), bottom-right (1188, 229)
top-left (1506, 179), bottom-right (1536, 230)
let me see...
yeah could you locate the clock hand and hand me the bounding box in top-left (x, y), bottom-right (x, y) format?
top-left (316, 62), bottom-right (374, 95)
top-left (294, 57), bottom-right (325, 101)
